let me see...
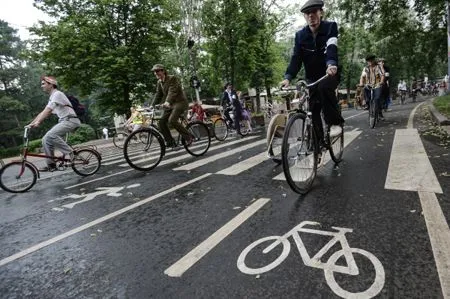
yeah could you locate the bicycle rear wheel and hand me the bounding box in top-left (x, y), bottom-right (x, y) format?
top-left (0, 161), bottom-right (37, 193)
top-left (124, 128), bottom-right (164, 171)
top-left (328, 124), bottom-right (344, 163)
top-left (113, 132), bottom-right (129, 149)
top-left (71, 149), bottom-right (101, 176)
top-left (184, 122), bottom-right (211, 156)
top-left (213, 118), bottom-right (228, 141)
top-left (238, 120), bottom-right (250, 136)
top-left (281, 113), bottom-right (318, 194)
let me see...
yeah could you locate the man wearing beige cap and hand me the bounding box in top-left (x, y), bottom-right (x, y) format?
top-left (28, 76), bottom-right (80, 171)
top-left (150, 64), bottom-right (191, 148)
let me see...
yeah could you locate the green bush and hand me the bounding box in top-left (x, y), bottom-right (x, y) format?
top-left (434, 95), bottom-right (450, 118)
top-left (67, 124), bottom-right (96, 145)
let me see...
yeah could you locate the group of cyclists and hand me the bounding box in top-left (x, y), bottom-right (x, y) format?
top-left (29, 0), bottom-right (410, 194)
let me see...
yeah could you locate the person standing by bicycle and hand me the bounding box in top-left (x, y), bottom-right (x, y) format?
top-left (359, 55), bottom-right (385, 119)
top-left (280, 0), bottom-right (344, 139)
top-left (27, 76), bottom-right (80, 172)
top-left (378, 58), bottom-right (391, 111)
top-left (150, 64), bottom-right (192, 148)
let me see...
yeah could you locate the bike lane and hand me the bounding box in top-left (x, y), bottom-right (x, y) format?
top-left (0, 104), bottom-right (446, 298)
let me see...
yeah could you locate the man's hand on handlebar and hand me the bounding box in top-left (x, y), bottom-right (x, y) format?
top-left (326, 65), bottom-right (337, 76)
top-left (162, 101), bottom-right (171, 109)
top-left (280, 79), bottom-right (290, 89)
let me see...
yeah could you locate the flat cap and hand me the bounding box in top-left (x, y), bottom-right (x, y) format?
top-left (365, 54), bottom-right (376, 61)
top-left (151, 64), bottom-right (165, 71)
top-left (300, 0), bottom-right (324, 13)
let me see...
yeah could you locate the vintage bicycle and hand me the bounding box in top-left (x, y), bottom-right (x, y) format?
top-left (212, 106), bottom-right (250, 141)
top-left (361, 84), bottom-right (381, 129)
top-left (281, 74), bottom-right (344, 194)
top-left (0, 127), bottom-right (102, 193)
top-left (123, 106), bottom-right (211, 171)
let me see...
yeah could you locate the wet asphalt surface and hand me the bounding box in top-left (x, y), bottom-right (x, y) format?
top-left (0, 96), bottom-right (449, 299)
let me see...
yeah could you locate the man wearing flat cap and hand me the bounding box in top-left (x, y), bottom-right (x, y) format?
top-left (150, 64), bottom-right (191, 148)
top-left (281, 0), bottom-right (344, 139)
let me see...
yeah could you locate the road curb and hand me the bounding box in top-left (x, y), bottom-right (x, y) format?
top-left (428, 98), bottom-right (450, 136)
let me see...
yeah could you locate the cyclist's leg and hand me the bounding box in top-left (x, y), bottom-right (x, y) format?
top-left (169, 102), bottom-right (191, 140)
top-left (159, 109), bottom-right (175, 146)
top-left (364, 87), bottom-right (371, 110)
top-left (42, 119), bottom-right (80, 166)
top-left (311, 102), bottom-right (324, 145)
top-left (316, 76), bottom-right (344, 131)
top-left (373, 87), bottom-right (383, 118)
top-left (224, 108), bottom-right (233, 125)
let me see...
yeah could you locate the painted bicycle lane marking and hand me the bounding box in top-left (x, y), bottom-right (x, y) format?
top-left (49, 184), bottom-right (140, 211)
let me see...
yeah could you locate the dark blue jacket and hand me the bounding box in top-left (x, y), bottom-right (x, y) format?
top-left (284, 20), bottom-right (339, 82)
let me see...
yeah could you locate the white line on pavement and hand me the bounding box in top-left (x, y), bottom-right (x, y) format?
top-left (173, 139), bottom-right (266, 171)
top-left (164, 197), bottom-right (271, 277)
top-left (0, 173), bottom-right (212, 267)
top-left (418, 191), bottom-right (450, 299)
top-left (385, 129), bottom-right (442, 193)
top-left (407, 102), bottom-right (426, 129)
top-left (216, 152), bottom-right (268, 175)
top-left (65, 136), bottom-right (259, 189)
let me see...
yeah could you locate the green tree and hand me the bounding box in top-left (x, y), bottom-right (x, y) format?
top-left (30, 0), bottom-right (179, 116)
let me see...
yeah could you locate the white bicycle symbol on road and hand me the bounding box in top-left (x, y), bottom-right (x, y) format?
top-left (237, 221), bottom-right (385, 299)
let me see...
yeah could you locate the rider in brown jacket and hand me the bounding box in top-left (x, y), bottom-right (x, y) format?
top-left (151, 64), bottom-right (191, 147)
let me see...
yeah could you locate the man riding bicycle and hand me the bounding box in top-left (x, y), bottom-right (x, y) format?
top-left (28, 76), bottom-right (80, 172)
top-left (150, 64), bottom-right (192, 149)
top-left (358, 55), bottom-right (385, 119)
top-left (280, 0), bottom-right (344, 139)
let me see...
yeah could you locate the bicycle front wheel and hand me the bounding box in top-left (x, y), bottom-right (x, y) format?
top-left (113, 132), bottom-right (129, 149)
top-left (124, 128), bottom-right (164, 171)
top-left (213, 118), bottom-right (228, 141)
top-left (184, 122), bottom-right (211, 156)
top-left (281, 113), bottom-right (318, 194)
top-left (369, 101), bottom-right (377, 129)
top-left (0, 161), bottom-right (37, 193)
top-left (328, 125), bottom-right (344, 163)
top-left (72, 149), bottom-right (101, 176)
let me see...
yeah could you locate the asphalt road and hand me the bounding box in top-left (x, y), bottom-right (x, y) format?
top-left (0, 97), bottom-right (449, 299)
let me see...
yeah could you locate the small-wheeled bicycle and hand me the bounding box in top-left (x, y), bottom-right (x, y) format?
top-left (123, 106), bottom-right (211, 171)
top-left (281, 75), bottom-right (344, 194)
top-left (0, 127), bottom-right (102, 193)
top-left (212, 107), bottom-right (250, 141)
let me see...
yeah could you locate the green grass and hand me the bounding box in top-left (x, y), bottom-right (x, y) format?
top-left (434, 95), bottom-right (450, 118)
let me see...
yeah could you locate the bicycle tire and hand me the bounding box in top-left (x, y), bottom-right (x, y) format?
top-left (71, 149), bottom-right (102, 176)
top-left (328, 124), bottom-right (344, 163)
top-left (124, 128), bottom-right (165, 171)
top-left (184, 121), bottom-right (211, 156)
top-left (0, 161), bottom-right (38, 193)
top-left (281, 113), bottom-right (318, 194)
top-left (113, 132), bottom-right (129, 149)
top-left (213, 118), bottom-right (228, 141)
top-left (369, 101), bottom-right (377, 129)
top-left (238, 119), bottom-right (250, 136)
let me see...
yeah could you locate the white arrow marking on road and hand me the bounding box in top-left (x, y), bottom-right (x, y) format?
top-left (164, 197), bottom-right (271, 277)
top-left (0, 173), bottom-right (212, 267)
top-left (272, 129), bottom-right (362, 180)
